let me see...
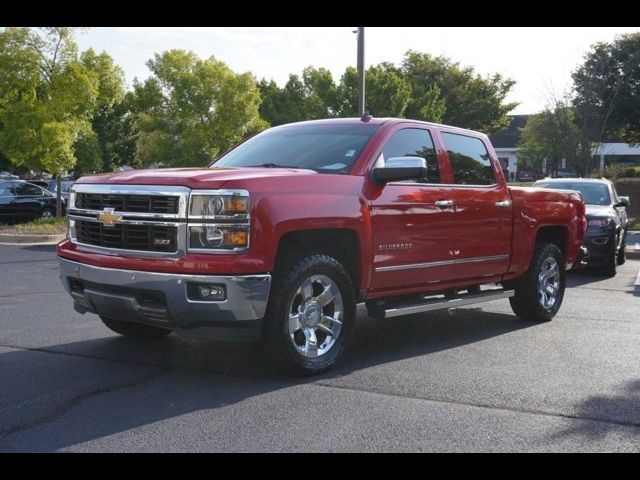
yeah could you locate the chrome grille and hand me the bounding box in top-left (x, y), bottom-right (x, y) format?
top-left (75, 220), bottom-right (178, 252)
top-left (76, 193), bottom-right (179, 214)
top-left (68, 184), bottom-right (190, 257)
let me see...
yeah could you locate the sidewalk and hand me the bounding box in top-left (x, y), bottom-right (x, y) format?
top-left (628, 231), bottom-right (640, 259)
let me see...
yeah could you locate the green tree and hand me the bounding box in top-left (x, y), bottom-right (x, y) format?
top-left (337, 63), bottom-right (412, 118)
top-left (573, 32), bottom-right (640, 148)
top-left (518, 102), bottom-right (581, 176)
top-left (77, 48), bottom-right (127, 174)
top-left (0, 27), bottom-right (100, 215)
top-left (91, 96), bottom-right (137, 172)
top-left (258, 67), bottom-right (339, 126)
top-left (401, 51), bottom-right (516, 132)
top-left (131, 50), bottom-right (266, 167)
top-left (258, 76), bottom-right (308, 126)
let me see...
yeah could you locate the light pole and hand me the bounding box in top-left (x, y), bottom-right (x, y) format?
top-left (356, 27), bottom-right (365, 116)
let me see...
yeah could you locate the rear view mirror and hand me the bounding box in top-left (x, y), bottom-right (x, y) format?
top-left (372, 157), bottom-right (429, 184)
top-left (616, 196), bottom-right (630, 207)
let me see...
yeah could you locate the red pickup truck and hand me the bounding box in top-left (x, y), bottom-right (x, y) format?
top-left (57, 117), bottom-right (587, 375)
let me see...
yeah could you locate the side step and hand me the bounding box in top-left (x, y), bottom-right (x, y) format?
top-left (367, 287), bottom-right (515, 319)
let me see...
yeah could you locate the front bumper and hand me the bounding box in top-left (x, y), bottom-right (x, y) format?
top-left (583, 233), bottom-right (615, 266)
top-left (59, 257), bottom-right (271, 341)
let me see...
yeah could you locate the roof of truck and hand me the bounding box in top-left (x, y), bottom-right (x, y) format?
top-left (274, 117), bottom-right (486, 136)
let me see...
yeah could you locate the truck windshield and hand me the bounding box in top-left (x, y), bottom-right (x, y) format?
top-left (534, 181), bottom-right (611, 206)
top-left (211, 123), bottom-right (381, 174)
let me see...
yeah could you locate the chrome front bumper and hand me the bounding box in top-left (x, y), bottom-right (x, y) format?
top-left (59, 257), bottom-right (271, 340)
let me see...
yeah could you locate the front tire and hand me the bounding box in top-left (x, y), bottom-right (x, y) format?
top-left (100, 316), bottom-right (172, 338)
top-left (262, 254), bottom-right (355, 376)
top-left (509, 242), bottom-right (566, 322)
top-left (601, 237), bottom-right (618, 277)
top-left (617, 231), bottom-right (626, 266)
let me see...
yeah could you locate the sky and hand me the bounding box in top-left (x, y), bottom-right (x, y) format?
top-left (76, 27), bottom-right (640, 116)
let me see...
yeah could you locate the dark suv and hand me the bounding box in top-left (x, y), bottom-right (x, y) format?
top-left (532, 178), bottom-right (629, 276)
top-left (0, 180), bottom-right (63, 222)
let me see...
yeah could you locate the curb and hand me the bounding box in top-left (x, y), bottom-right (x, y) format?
top-left (628, 250), bottom-right (640, 260)
top-left (628, 231), bottom-right (640, 259)
top-left (0, 233), bottom-right (66, 245)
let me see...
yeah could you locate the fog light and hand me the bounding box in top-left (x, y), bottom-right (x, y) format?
top-left (187, 283), bottom-right (226, 301)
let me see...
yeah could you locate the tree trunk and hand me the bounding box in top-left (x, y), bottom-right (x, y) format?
top-left (56, 175), bottom-right (62, 217)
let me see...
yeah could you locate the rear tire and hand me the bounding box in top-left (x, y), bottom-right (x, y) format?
top-left (39, 207), bottom-right (55, 219)
top-left (262, 253), bottom-right (355, 376)
top-left (100, 316), bottom-right (172, 338)
top-left (509, 242), bottom-right (566, 322)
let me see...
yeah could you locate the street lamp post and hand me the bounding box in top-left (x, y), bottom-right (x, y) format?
top-left (357, 27), bottom-right (365, 116)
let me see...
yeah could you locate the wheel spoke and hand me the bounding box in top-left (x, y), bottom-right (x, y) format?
top-left (546, 284), bottom-right (557, 296)
top-left (300, 279), bottom-right (314, 300)
top-left (288, 313), bottom-right (301, 333)
top-left (304, 328), bottom-right (318, 357)
top-left (316, 282), bottom-right (339, 307)
top-left (545, 264), bottom-right (559, 280)
top-left (318, 314), bottom-right (342, 337)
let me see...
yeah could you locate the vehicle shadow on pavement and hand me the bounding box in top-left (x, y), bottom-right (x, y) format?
top-left (549, 379), bottom-right (640, 442)
top-left (567, 267), bottom-right (640, 297)
top-left (566, 269), bottom-right (611, 288)
top-left (0, 307), bottom-right (535, 451)
top-left (326, 306), bottom-right (535, 377)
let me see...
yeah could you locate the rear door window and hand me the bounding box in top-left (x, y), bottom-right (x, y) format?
top-left (16, 183), bottom-right (44, 196)
top-left (442, 132), bottom-right (496, 186)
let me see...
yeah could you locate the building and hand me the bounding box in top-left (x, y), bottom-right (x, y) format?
top-left (489, 115), bottom-right (528, 182)
top-left (488, 115), bottom-right (640, 181)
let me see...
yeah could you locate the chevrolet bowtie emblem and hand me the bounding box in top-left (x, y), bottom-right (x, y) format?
top-left (97, 208), bottom-right (123, 227)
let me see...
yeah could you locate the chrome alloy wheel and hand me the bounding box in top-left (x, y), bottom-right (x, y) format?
top-left (288, 274), bottom-right (343, 358)
top-left (538, 256), bottom-right (560, 309)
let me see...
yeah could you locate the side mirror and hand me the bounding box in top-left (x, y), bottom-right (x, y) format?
top-left (615, 196), bottom-right (630, 207)
top-left (372, 157), bottom-right (429, 184)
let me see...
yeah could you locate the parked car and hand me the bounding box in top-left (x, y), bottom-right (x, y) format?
top-left (0, 171), bottom-right (19, 180)
top-left (28, 179), bottom-right (74, 203)
top-left (517, 169), bottom-right (534, 181)
top-left (0, 180), bottom-right (64, 222)
top-left (532, 178), bottom-right (629, 276)
top-left (57, 117), bottom-right (586, 375)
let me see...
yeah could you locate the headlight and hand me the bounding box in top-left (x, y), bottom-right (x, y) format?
top-left (188, 225), bottom-right (249, 250)
top-left (189, 190), bottom-right (249, 219)
top-left (188, 190), bottom-right (250, 253)
top-left (588, 218), bottom-right (611, 228)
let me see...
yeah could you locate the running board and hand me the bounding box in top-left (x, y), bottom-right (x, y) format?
top-left (367, 288), bottom-right (515, 319)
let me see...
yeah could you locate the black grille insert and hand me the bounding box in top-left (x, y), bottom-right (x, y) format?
top-left (75, 220), bottom-right (177, 252)
top-left (76, 193), bottom-right (179, 214)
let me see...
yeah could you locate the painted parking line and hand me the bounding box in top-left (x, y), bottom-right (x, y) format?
top-left (636, 267), bottom-right (640, 287)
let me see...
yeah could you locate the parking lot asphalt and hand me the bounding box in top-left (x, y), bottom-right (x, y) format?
top-left (0, 244), bottom-right (639, 452)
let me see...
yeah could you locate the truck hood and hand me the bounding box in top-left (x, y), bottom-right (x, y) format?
top-left (76, 167), bottom-right (318, 189)
top-left (585, 204), bottom-right (615, 218)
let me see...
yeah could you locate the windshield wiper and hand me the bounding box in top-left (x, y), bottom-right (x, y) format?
top-left (247, 162), bottom-right (296, 168)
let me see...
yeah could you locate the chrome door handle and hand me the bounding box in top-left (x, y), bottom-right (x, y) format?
top-left (495, 200), bottom-right (511, 208)
top-left (435, 199), bottom-right (454, 208)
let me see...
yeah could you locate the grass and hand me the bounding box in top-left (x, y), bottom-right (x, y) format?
top-left (0, 216), bottom-right (67, 235)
